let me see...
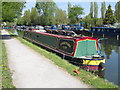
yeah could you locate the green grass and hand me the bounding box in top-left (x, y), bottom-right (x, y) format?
top-left (0, 31), bottom-right (2, 89)
top-left (9, 30), bottom-right (119, 88)
top-left (1, 41), bottom-right (15, 88)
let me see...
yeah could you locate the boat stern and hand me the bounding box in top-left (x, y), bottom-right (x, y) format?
top-left (81, 56), bottom-right (105, 71)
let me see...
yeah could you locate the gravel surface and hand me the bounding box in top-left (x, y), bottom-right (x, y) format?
top-left (2, 30), bottom-right (90, 88)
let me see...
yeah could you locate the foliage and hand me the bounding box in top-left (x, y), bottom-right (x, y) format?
top-left (5, 22), bottom-right (16, 26)
top-left (17, 17), bottom-right (24, 26)
top-left (55, 8), bottom-right (68, 25)
top-left (115, 1), bottom-right (120, 23)
top-left (30, 8), bottom-right (39, 25)
top-left (2, 2), bottom-right (25, 22)
top-left (68, 5), bottom-right (84, 24)
top-left (82, 14), bottom-right (103, 28)
top-left (19, 1), bottom-right (68, 26)
top-left (17, 8), bottom-right (39, 26)
top-left (103, 5), bottom-right (116, 25)
top-left (0, 2), bottom-right (2, 26)
top-left (96, 18), bottom-right (103, 26)
top-left (22, 10), bottom-right (31, 25)
top-left (94, 2), bottom-right (98, 18)
top-left (68, 2), bottom-right (71, 24)
top-left (101, 2), bottom-right (106, 19)
top-left (36, 0), bottom-right (57, 26)
top-left (88, 2), bottom-right (99, 27)
top-left (82, 14), bottom-right (92, 28)
top-left (90, 2), bottom-right (94, 18)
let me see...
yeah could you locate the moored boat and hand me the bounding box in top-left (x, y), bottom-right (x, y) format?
top-left (89, 27), bottom-right (120, 36)
top-left (22, 30), bottom-right (105, 71)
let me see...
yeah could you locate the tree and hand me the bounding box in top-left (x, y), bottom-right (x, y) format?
top-left (82, 14), bottom-right (92, 28)
top-left (68, 2), bottom-right (71, 15)
top-left (17, 16), bottom-right (24, 25)
top-left (94, 2), bottom-right (98, 18)
top-left (115, 1), bottom-right (120, 22)
top-left (103, 5), bottom-right (116, 25)
top-left (68, 2), bottom-right (71, 23)
top-left (35, 0), bottom-right (57, 26)
top-left (0, 2), bottom-right (2, 27)
top-left (17, 8), bottom-right (39, 26)
top-left (30, 8), bottom-right (39, 25)
top-left (2, 2), bottom-right (25, 22)
top-left (96, 18), bottom-right (103, 26)
top-left (55, 8), bottom-right (67, 25)
top-left (68, 5), bottom-right (84, 24)
top-left (90, 2), bottom-right (94, 18)
top-left (21, 10), bottom-right (31, 25)
top-left (101, 2), bottom-right (106, 19)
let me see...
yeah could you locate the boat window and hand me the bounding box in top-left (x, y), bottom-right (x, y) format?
top-left (102, 29), bottom-right (104, 32)
top-left (93, 29), bottom-right (95, 31)
top-left (36, 35), bottom-right (39, 38)
top-left (59, 32), bottom-right (66, 35)
top-left (98, 29), bottom-right (100, 32)
top-left (67, 33), bottom-right (74, 36)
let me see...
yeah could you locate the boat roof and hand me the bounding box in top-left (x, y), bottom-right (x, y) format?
top-left (92, 27), bottom-right (120, 29)
top-left (28, 30), bottom-right (97, 41)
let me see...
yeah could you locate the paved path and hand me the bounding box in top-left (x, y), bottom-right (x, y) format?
top-left (2, 30), bottom-right (90, 88)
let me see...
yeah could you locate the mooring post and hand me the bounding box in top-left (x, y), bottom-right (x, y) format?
top-left (92, 32), bottom-right (93, 37)
top-left (63, 54), bottom-right (65, 59)
top-left (117, 35), bottom-right (119, 40)
top-left (103, 34), bottom-right (105, 38)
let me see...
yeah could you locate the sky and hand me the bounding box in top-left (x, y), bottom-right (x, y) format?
top-left (22, 0), bottom-right (118, 18)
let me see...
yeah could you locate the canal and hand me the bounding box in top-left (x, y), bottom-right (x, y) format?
top-left (82, 31), bottom-right (120, 86)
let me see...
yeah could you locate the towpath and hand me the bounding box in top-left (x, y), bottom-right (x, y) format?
top-left (2, 30), bottom-right (90, 88)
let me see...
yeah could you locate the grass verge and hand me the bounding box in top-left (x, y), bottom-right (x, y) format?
top-left (8, 30), bottom-right (119, 88)
top-left (2, 41), bottom-right (15, 88)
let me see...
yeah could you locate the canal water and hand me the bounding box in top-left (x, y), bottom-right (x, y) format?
top-left (100, 37), bottom-right (119, 86)
top-left (82, 31), bottom-right (120, 86)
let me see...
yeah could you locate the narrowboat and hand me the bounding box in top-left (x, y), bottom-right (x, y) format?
top-left (61, 25), bottom-right (71, 30)
top-left (61, 24), bottom-right (84, 34)
top-left (51, 25), bottom-right (58, 30)
top-left (23, 30), bottom-right (105, 71)
top-left (89, 27), bottom-right (120, 36)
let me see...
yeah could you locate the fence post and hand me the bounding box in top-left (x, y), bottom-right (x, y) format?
top-left (117, 35), bottom-right (119, 40)
top-left (92, 32), bottom-right (93, 37)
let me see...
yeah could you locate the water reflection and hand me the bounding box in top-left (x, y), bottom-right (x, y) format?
top-left (96, 36), bottom-right (119, 86)
top-left (100, 39), bottom-right (119, 59)
top-left (94, 63), bottom-right (105, 78)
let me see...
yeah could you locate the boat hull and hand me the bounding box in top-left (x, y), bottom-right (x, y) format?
top-left (82, 59), bottom-right (105, 71)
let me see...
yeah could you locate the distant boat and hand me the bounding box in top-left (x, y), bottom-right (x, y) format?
top-left (89, 27), bottom-right (120, 36)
